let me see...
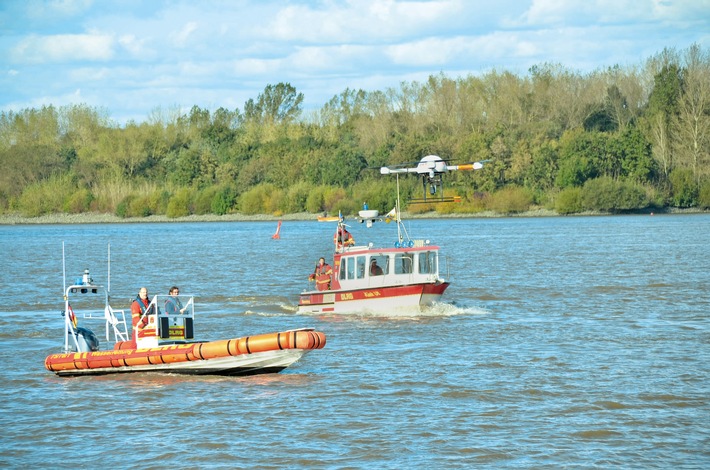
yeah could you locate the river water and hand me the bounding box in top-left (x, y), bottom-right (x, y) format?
top-left (0, 214), bottom-right (708, 468)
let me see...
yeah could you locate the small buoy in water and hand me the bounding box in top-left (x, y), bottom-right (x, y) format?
top-left (272, 220), bottom-right (282, 239)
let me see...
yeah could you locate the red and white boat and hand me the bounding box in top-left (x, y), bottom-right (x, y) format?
top-left (297, 226), bottom-right (450, 315)
top-left (299, 189), bottom-right (450, 315)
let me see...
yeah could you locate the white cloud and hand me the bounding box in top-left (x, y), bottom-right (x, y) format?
top-left (118, 34), bottom-right (148, 57)
top-left (11, 33), bottom-right (114, 64)
top-left (68, 66), bottom-right (111, 82)
top-left (171, 22), bottom-right (199, 48)
top-left (23, 0), bottom-right (94, 21)
top-left (264, 0), bottom-right (464, 43)
top-left (286, 44), bottom-right (373, 72)
top-left (232, 58), bottom-right (281, 77)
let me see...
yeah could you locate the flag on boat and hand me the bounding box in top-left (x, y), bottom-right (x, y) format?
top-left (385, 207), bottom-right (397, 219)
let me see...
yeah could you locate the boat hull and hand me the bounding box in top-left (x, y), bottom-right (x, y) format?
top-left (45, 329), bottom-right (326, 377)
top-left (298, 282), bottom-right (449, 314)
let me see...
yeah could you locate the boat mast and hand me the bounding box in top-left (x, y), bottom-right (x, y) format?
top-left (395, 174), bottom-right (410, 244)
top-left (107, 243), bottom-right (111, 298)
top-left (62, 242), bottom-right (66, 294)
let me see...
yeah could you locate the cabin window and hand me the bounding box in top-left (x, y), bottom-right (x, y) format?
top-left (418, 251), bottom-right (437, 274)
top-left (356, 256), bottom-right (366, 279)
top-left (346, 257), bottom-right (356, 280)
top-left (394, 253), bottom-right (413, 274)
top-left (339, 256), bottom-right (367, 280)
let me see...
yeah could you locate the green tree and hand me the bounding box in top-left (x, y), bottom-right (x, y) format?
top-left (243, 83), bottom-right (304, 125)
top-left (645, 60), bottom-right (683, 178)
top-left (609, 126), bottom-right (657, 182)
top-left (556, 129), bottom-right (603, 188)
top-left (668, 168), bottom-right (698, 207)
top-left (581, 177), bottom-right (648, 212)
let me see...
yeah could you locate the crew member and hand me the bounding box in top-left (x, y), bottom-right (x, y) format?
top-left (131, 287), bottom-right (157, 346)
top-left (370, 259), bottom-right (384, 276)
top-left (165, 286), bottom-right (186, 315)
top-left (334, 225), bottom-right (355, 250)
top-left (309, 257), bottom-right (333, 291)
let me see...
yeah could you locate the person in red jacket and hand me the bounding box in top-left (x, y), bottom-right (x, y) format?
top-left (309, 257), bottom-right (333, 291)
top-left (131, 287), bottom-right (157, 346)
top-left (334, 226), bottom-right (355, 250)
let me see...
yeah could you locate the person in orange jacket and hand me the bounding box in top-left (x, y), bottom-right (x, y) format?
top-left (334, 226), bottom-right (355, 250)
top-left (309, 257), bottom-right (333, 291)
top-left (131, 287), bottom-right (157, 345)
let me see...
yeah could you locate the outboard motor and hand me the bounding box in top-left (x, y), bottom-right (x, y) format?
top-left (74, 327), bottom-right (100, 352)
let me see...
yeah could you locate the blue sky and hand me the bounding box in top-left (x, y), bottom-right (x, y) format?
top-left (1, 0), bottom-right (708, 125)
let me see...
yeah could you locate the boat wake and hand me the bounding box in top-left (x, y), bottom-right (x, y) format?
top-left (421, 302), bottom-right (489, 317)
top-left (295, 301), bottom-right (489, 319)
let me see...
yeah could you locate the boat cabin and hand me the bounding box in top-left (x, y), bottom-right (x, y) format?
top-left (330, 241), bottom-right (444, 291)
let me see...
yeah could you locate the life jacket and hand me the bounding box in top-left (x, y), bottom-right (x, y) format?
top-left (315, 263), bottom-right (332, 291)
top-left (131, 297), bottom-right (157, 340)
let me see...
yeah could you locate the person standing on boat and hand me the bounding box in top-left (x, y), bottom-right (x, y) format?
top-left (165, 286), bottom-right (186, 315)
top-left (309, 257), bottom-right (332, 291)
top-left (131, 287), bottom-right (157, 346)
top-left (334, 225), bottom-right (355, 250)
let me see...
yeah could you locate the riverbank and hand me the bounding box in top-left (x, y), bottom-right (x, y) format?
top-left (0, 209), bottom-right (559, 225)
top-left (0, 207), bottom-right (705, 225)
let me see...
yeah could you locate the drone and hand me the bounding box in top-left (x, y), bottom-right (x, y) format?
top-left (380, 155), bottom-right (486, 203)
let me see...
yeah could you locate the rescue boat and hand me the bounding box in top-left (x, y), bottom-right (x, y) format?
top-left (46, 246), bottom-right (326, 377)
top-left (299, 196), bottom-right (450, 315)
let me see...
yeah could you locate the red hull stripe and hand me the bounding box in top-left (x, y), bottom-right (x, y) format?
top-left (299, 283), bottom-right (449, 306)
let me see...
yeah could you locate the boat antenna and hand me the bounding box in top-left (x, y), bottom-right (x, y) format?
top-left (394, 174), bottom-right (410, 244)
top-left (107, 242), bottom-right (111, 296)
top-left (396, 174), bottom-right (403, 243)
top-left (62, 241), bottom-right (66, 294)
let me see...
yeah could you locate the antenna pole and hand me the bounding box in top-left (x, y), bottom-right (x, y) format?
top-left (62, 242), bottom-right (66, 294)
top-left (396, 175), bottom-right (402, 243)
top-left (107, 243), bottom-right (111, 294)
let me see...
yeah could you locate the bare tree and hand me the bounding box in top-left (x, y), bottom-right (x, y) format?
top-left (673, 43), bottom-right (710, 182)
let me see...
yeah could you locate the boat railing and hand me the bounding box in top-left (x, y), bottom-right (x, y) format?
top-left (82, 305), bottom-right (129, 342)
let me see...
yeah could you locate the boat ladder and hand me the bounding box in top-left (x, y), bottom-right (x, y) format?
top-left (104, 305), bottom-right (129, 342)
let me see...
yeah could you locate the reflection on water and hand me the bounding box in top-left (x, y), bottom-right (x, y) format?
top-left (0, 214), bottom-right (708, 468)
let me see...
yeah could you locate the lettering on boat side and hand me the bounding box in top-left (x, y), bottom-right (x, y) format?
top-left (363, 291), bottom-right (381, 298)
top-left (340, 293), bottom-right (354, 300)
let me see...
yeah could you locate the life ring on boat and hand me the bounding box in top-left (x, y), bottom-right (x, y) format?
top-left (67, 305), bottom-right (78, 329)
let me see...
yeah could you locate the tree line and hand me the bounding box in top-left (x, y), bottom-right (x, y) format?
top-left (1, 44), bottom-right (708, 218)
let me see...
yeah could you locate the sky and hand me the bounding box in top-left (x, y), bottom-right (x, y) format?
top-left (1, 0), bottom-right (709, 125)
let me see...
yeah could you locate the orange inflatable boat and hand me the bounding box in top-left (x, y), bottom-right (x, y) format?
top-left (46, 254), bottom-right (326, 377)
top-left (46, 328), bottom-right (325, 377)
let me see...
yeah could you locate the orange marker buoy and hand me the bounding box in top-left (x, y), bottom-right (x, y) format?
top-left (272, 220), bottom-right (282, 239)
